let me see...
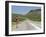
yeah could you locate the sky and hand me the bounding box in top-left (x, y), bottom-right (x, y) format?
top-left (12, 5), bottom-right (41, 15)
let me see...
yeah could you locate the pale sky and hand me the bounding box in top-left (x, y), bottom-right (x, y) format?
top-left (12, 5), bottom-right (41, 15)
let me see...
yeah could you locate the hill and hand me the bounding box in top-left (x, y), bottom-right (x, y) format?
top-left (26, 9), bottom-right (41, 21)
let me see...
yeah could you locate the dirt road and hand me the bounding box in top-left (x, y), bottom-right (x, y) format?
top-left (12, 19), bottom-right (41, 31)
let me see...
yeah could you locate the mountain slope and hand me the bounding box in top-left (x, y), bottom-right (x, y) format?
top-left (26, 9), bottom-right (41, 21)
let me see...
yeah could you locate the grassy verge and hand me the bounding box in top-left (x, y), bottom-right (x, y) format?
top-left (12, 22), bottom-right (16, 31)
